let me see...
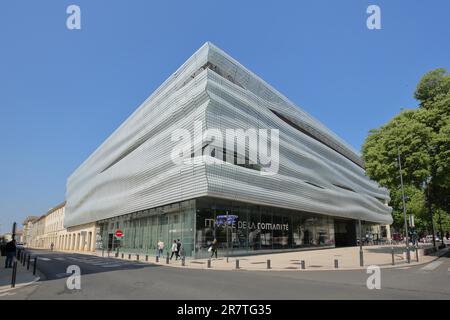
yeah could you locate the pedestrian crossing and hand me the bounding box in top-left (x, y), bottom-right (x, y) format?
top-left (38, 257), bottom-right (51, 261)
top-left (38, 255), bottom-right (145, 269)
top-left (420, 261), bottom-right (443, 271)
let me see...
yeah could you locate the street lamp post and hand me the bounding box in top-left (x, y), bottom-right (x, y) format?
top-left (397, 147), bottom-right (410, 263)
top-left (12, 222), bottom-right (17, 241)
top-left (359, 219), bottom-right (364, 266)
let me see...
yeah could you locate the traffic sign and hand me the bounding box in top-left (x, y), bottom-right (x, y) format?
top-left (115, 230), bottom-right (123, 237)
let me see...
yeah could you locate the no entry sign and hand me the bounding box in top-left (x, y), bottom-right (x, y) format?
top-left (115, 230), bottom-right (123, 238)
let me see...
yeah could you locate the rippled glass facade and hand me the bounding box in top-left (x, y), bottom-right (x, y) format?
top-left (96, 197), bottom-right (341, 258)
top-left (194, 197), bottom-right (335, 258)
top-left (96, 200), bottom-right (195, 257)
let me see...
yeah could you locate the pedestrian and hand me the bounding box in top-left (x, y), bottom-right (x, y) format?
top-left (170, 240), bottom-right (178, 260)
top-left (4, 239), bottom-right (16, 268)
top-left (176, 239), bottom-right (182, 260)
top-left (210, 238), bottom-right (218, 259)
top-left (0, 239), bottom-right (6, 257)
top-left (50, 242), bottom-right (54, 251)
top-left (157, 240), bottom-right (164, 257)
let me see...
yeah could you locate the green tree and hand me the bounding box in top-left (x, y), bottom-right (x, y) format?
top-left (362, 68), bottom-right (450, 235)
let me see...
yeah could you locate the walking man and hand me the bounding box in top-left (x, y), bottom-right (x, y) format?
top-left (210, 239), bottom-right (218, 259)
top-left (4, 240), bottom-right (16, 268)
top-left (176, 239), bottom-right (182, 260)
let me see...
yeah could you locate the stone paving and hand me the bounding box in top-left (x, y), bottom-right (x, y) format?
top-left (88, 244), bottom-right (447, 271)
top-left (0, 256), bottom-right (40, 293)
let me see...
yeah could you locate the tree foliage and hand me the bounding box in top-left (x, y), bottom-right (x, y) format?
top-left (362, 68), bottom-right (450, 234)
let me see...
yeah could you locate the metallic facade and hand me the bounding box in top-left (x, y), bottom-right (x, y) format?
top-left (65, 42), bottom-right (392, 228)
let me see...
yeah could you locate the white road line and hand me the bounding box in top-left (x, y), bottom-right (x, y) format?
top-left (0, 292), bottom-right (16, 297)
top-left (101, 264), bottom-right (122, 268)
top-left (420, 261), bottom-right (443, 271)
top-left (55, 257), bottom-right (65, 261)
top-left (38, 257), bottom-right (51, 261)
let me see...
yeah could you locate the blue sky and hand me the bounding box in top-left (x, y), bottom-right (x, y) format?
top-left (0, 0), bottom-right (449, 233)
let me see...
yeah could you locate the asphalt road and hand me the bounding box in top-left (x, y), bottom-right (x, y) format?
top-left (2, 249), bottom-right (449, 300)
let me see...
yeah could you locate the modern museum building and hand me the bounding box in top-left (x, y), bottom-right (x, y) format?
top-left (65, 42), bottom-right (393, 258)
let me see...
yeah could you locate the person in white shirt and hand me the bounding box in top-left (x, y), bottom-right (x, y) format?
top-left (170, 240), bottom-right (178, 260)
top-left (157, 240), bottom-right (164, 257)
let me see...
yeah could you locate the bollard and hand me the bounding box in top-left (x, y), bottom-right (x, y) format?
top-left (406, 247), bottom-right (411, 264)
top-left (107, 250), bottom-right (110, 258)
top-left (102, 249), bottom-right (104, 257)
top-left (121, 253), bottom-right (124, 259)
top-left (359, 249), bottom-right (364, 267)
top-left (33, 257), bottom-right (37, 275)
top-left (166, 255), bottom-right (170, 264)
top-left (300, 260), bottom-right (305, 270)
top-left (235, 259), bottom-right (240, 269)
top-left (27, 254), bottom-right (31, 270)
top-left (415, 247), bottom-right (419, 262)
top-left (11, 261), bottom-right (18, 288)
top-left (391, 247), bottom-right (395, 265)
top-left (145, 255), bottom-right (148, 262)
top-left (136, 254), bottom-right (139, 261)
top-left (334, 259), bottom-right (339, 269)
top-left (207, 259), bottom-right (211, 268)
top-left (182, 257), bottom-right (185, 266)
top-left (267, 259), bottom-right (271, 269)
top-left (115, 252), bottom-right (118, 258)
top-left (156, 256), bottom-right (160, 263)
top-left (22, 253), bottom-right (26, 266)
top-left (128, 254), bottom-right (131, 260)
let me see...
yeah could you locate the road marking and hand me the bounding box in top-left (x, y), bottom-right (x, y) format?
top-left (55, 257), bottom-right (65, 261)
top-left (39, 257), bottom-right (51, 261)
top-left (420, 261), bottom-right (443, 271)
top-left (101, 264), bottom-right (122, 268)
top-left (55, 273), bottom-right (71, 278)
top-left (0, 292), bottom-right (16, 297)
top-left (448, 267), bottom-right (450, 273)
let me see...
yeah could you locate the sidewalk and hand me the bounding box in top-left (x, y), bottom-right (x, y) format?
top-left (92, 244), bottom-right (448, 272)
top-left (0, 256), bottom-right (40, 294)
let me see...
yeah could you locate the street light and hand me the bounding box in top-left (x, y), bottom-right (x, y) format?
top-left (397, 147), bottom-right (410, 263)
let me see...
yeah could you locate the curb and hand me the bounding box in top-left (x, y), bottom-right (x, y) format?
top-left (28, 246), bottom-right (448, 273)
top-left (0, 276), bottom-right (40, 294)
top-left (130, 247), bottom-right (449, 272)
